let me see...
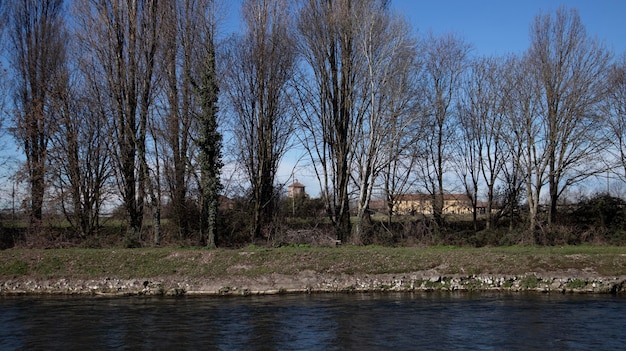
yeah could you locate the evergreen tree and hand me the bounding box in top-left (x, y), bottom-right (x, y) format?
top-left (197, 36), bottom-right (222, 248)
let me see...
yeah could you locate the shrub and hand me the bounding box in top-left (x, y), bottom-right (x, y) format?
top-left (571, 193), bottom-right (626, 243)
top-left (520, 274), bottom-right (539, 289)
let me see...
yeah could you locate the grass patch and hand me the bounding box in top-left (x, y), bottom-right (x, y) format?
top-left (520, 274), bottom-right (539, 289)
top-left (567, 279), bottom-right (587, 289)
top-left (3, 260), bottom-right (29, 275)
top-left (1, 245), bottom-right (626, 280)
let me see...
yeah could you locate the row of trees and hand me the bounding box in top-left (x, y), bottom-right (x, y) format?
top-left (1, 0), bottom-right (625, 247)
top-left (1, 0), bottom-right (223, 247)
top-left (295, 3), bottom-right (626, 243)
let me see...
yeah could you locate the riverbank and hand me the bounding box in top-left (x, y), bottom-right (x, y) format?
top-left (1, 245), bottom-right (626, 296)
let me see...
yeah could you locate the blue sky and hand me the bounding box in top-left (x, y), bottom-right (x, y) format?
top-left (2, 1), bottom-right (625, 202)
top-left (224, 1), bottom-right (626, 56)
top-left (274, 0), bottom-right (626, 196)
top-left (392, 0), bottom-right (626, 56)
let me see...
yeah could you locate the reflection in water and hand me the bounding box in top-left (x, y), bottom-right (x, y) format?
top-left (1, 293), bottom-right (625, 350)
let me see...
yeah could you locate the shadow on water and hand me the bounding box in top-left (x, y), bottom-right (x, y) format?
top-left (1, 292), bottom-right (625, 350)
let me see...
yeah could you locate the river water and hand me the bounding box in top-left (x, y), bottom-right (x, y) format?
top-left (1, 292), bottom-right (624, 350)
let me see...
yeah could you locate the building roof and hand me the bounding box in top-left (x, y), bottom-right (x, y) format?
top-left (288, 181), bottom-right (305, 188)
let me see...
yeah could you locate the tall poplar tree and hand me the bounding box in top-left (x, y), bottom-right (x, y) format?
top-left (528, 7), bottom-right (610, 226)
top-left (76, 0), bottom-right (161, 246)
top-left (7, 0), bottom-right (66, 233)
top-left (227, 0), bottom-right (296, 240)
top-left (416, 33), bottom-right (470, 226)
top-left (296, 0), bottom-right (361, 242)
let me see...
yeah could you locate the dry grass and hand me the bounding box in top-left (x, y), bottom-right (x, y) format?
top-left (1, 245), bottom-right (626, 280)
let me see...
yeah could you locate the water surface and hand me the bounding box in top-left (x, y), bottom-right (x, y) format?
top-left (1, 293), bottom-right (624, 350)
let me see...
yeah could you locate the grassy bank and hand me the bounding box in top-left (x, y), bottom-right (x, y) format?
top-left (2, 245), bottom-right (626, 280)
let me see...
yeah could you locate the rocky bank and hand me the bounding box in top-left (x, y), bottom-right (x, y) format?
top-left (2, 270), bottom-right (625, 296)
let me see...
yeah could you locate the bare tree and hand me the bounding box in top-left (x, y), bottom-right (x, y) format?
top-left (6, 0), bottom-right (66, 233)
top-left (380, 63), bottom-right (424, 226)
top-left (352, 7), bottom-right (418, 242)
top-left (497, 55), bottom-right (527, 232)
top-left (0, 1), bottom-right (6, 135)
top-left (48, 72), bottom-right (113, 238)
top-left (296, 0), bottom-right (352, 243)
top-left (527, 7), bottom-right (611, 225)
top-left (504, 54), bottom-right (545, 234)
top-left (606, 53), bottom-right (626, 181)
top-left (145, 0), bottom-right (226, 247)
top-left (75, 0), bottom-right (161, 246)
top-left (40, 5), bottom-right (115, 239)
top-left (155, 0), bottom-right (223, 244)
top-left (296, 0), bottom-right (392, 242)
top-left (454, 64), bottom-right (482, 232)
top-left (415, 32), bottom-right (471, 226)
top-left (226, 0), bottom-right (296, 240)
top-left (455, 56), bottom-right (509, 230)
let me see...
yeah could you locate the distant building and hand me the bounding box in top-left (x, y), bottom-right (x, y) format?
top-left (394, 193), bottom-right (486, 215)
top-left (287, 180), bottom-right (307, 198)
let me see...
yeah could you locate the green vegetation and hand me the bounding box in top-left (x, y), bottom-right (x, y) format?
top-left (1, 245), bottom-right (625, 280)
top-left (566, 279), bottom-right (587, 289)
top-left (520, 275), bottom-right (539, 290)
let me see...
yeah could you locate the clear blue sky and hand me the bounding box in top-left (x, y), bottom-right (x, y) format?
top-left (224, 1), bottom-right (625, 56)
top-left (269, 0), bottom-right (626, 195)
top-left (392, 0), bottom-right (626, 56)
top-left (2, 1), bottom-right (625, 201)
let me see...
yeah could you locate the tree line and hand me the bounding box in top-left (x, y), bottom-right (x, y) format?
top-left (0, 0), bottom-right (625, 247)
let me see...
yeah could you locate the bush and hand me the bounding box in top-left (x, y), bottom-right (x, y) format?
top-left (0, 225), bottom-right (22, 250)
top-left (278, 196), bottom-right (326, 219)
top-left (570, 193), bottom-right (626, 243)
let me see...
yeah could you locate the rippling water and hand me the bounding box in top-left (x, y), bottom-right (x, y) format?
top-left (1, 293), bottom-right (625, 350)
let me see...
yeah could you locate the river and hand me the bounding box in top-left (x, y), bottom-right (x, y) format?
top-left (1, 292), bottom-right (624, 350)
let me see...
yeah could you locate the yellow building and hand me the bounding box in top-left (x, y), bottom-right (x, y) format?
top-left (394, 193), bottom-right (481, 215)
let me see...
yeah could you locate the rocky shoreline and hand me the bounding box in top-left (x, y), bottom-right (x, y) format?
top-left (2, 271), bottom-right (625, 297)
